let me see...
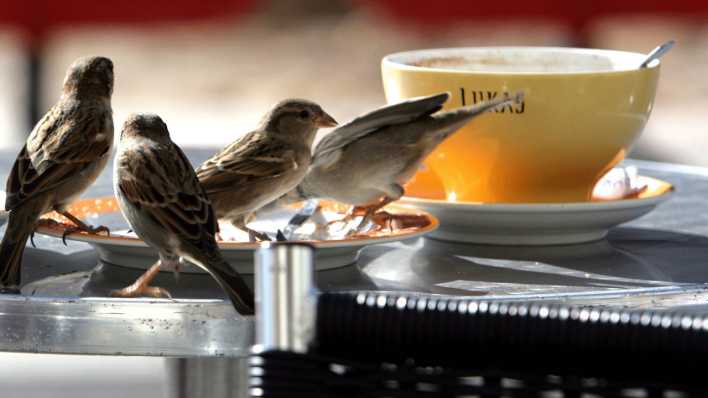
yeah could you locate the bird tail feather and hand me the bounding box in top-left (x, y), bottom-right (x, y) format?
top-left (432, 92), bottom-right (524, 140)
top-left (190, 249), bottom-right (255, 315)
top-left (0, 202), bottom-right (44, 287)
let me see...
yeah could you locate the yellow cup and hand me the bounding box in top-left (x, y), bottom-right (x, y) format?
top-left (382, 47), bottom-right (660, 203)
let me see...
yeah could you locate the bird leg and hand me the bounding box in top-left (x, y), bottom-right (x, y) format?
top-left (324, 206), bottom-right (368, 230)
top-left (335, 184), bottom-right (405, 235)
top-left (369, 210), bottom-right (403, 232)
top-left (57, 209), bottom-right (110, 245)
top-left (110, 261), bottom-right (172, 299)
top-left (247, 229), bottom-right (271, 242)
top-left (233, 213), bottom-right (271, 242)
top-left (352, 196), bottom-right (397, 233)
top-left (350, 183), bottom-right (405, 233)
top-left (327, 198), bottom-right (396, 235)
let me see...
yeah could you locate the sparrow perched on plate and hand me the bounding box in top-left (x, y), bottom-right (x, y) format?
top-left (0, 56), bottom-right (114, 288)
top-left (195, 99), bottom-right (337, 240)
top-left (279, 92), bottom-right (520, 232)
top-left (112, 114), bottom-right (253, 314)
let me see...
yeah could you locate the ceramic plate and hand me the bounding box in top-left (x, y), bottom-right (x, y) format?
top-left (399, 175), bottom-right (673, 245)
top-left (34, 197), bottom-right (438, 273)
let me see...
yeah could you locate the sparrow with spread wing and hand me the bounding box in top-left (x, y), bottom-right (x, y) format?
top-left (0, 56), bottom-right (114, 288)
top-left (196, 99), bottom-right (337, 240)
top-left (279, 92), bottom-right (521, 232)
top-left (112, 114), bottom-right (253, 314)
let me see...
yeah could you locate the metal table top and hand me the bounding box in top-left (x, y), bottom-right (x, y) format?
top-left (1, 148), bottom-right (708, 357)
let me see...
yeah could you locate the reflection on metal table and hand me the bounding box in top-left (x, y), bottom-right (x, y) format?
top-left (1, 149), bottom-right (708, 357)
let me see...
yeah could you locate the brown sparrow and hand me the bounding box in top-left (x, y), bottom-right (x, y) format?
top-left (196, 99), bottom-right (337, 240)
top-left (0, 56), bottom-right (114, 288)
top-left (280, 92), bottom-right (520, 232)
top-left (112, 114), bottom-right (253, 314)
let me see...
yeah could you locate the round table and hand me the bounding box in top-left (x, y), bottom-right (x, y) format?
top-left (1, 149), bottom-right (707, 396)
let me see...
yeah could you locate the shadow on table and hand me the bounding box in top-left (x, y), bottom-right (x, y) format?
top-left (359, 227), bottom-right (708, 296)
top-left (83, 260), bottom-right (376, 300)
top-left (18, 247), bottom-right (98, 296)
top-left (19, 226), bottom-right (708, 299)
top-left (19, 246), bottom-right (377, 299)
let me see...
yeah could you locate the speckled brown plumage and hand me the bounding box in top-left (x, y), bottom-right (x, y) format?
top-left (113, 114), bottom-right (253, 313)
top-left (0, 56), bottom-right (114, 288)
top-left (196, 98), bottom-right (336, 238)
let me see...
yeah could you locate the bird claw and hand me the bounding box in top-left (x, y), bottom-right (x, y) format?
top-left (61, 229), bottom-right (72, 246)
top-left (30, 231), bottom-right (36, 248)
top-left (276, 230), bottom-right (287, 241)
top-left (93, 225), bottom-right (111, 236)
top-left (110, 285), bottom-right (172, 299)
top-left (346, 210), bottom-right (398, 237)
top-left (248, 229), bottom-right (271, 242)
top-left (61, 224), bottom-right (111, 245)
top-left (325, 205), bottom-right (370, 232)
top-left (324, 215), bottom-right (354, 232)
top-left (371, 211), bottom-right (398, 231)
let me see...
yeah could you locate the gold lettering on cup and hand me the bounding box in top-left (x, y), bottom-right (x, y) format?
top-left (460, 88), bottom-right (525, 114)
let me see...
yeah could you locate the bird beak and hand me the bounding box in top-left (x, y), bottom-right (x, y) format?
top-left (316, 112), bottom-right (338, 128)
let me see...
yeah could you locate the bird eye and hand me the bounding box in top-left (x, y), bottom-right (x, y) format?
top-left (298, 110), bottom-right (310, 119)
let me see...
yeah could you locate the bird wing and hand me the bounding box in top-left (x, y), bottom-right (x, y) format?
top-left (5, 102), bottom-right (112, 211)
top-left (312, 92), bottom-right (449, 169)
top-left (117, 142), bottom-right (218, 247)
top-left (196, 130), bottom-right (298, 195)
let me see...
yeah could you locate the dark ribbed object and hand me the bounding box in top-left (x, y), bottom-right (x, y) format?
top-left (250, 292), bottom-right (708, 397)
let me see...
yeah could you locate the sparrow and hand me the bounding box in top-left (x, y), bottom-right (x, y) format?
top-left (0, 56), bottom-right (114, 288)
top-left (195, 99), bottom-right (337, 240)
top-left (279, 92), bottom-right (520, 232)
top-left (112, 114), bottom-right (253, 314)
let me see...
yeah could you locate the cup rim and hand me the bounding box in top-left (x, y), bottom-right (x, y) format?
top-left (382, 46), bottom-right (660, 76)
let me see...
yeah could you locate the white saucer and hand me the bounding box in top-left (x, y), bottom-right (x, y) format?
top-left (35, 197), bottom-right (438, 273)
top-left (399, 175), bottom-right (673, 245)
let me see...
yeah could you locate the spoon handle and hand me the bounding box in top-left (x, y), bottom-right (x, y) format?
top-left (640, 40), bottom-right (675, 68)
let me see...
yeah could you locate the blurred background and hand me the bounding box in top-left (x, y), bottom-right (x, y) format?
top-left (0, 0), bottom-right (706, 164)
top-left (0, 0), bottom-right (706, 396)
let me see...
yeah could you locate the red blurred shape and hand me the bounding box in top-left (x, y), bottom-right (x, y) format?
top-left (0, 0), bottom-right (256, 42)
top-left (357, 0), bottom-right (708, 32)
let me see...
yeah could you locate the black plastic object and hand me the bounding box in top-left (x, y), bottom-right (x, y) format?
top-left (250, 291), bottom-right (708, 397)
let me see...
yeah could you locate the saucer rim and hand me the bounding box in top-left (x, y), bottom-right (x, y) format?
top-left (34, 197), bottom-right (439, 250)
top-left (400, 176), bottom-right (674, 213)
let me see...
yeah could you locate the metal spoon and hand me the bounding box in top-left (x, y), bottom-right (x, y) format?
top-left (639, 40), bottom-right (675, 68)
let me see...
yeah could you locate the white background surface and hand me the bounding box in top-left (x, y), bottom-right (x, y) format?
top-left (0, 353), bottom-right (165, 398)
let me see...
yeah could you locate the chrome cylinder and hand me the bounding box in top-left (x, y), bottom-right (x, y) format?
top-left (254, 242), bottom-right (316, 353)
top-left (164, 358), bottom-right (249, 398)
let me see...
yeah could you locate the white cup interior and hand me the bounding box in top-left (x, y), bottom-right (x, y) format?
top-left (384, 47), bottom-right (654, 74)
